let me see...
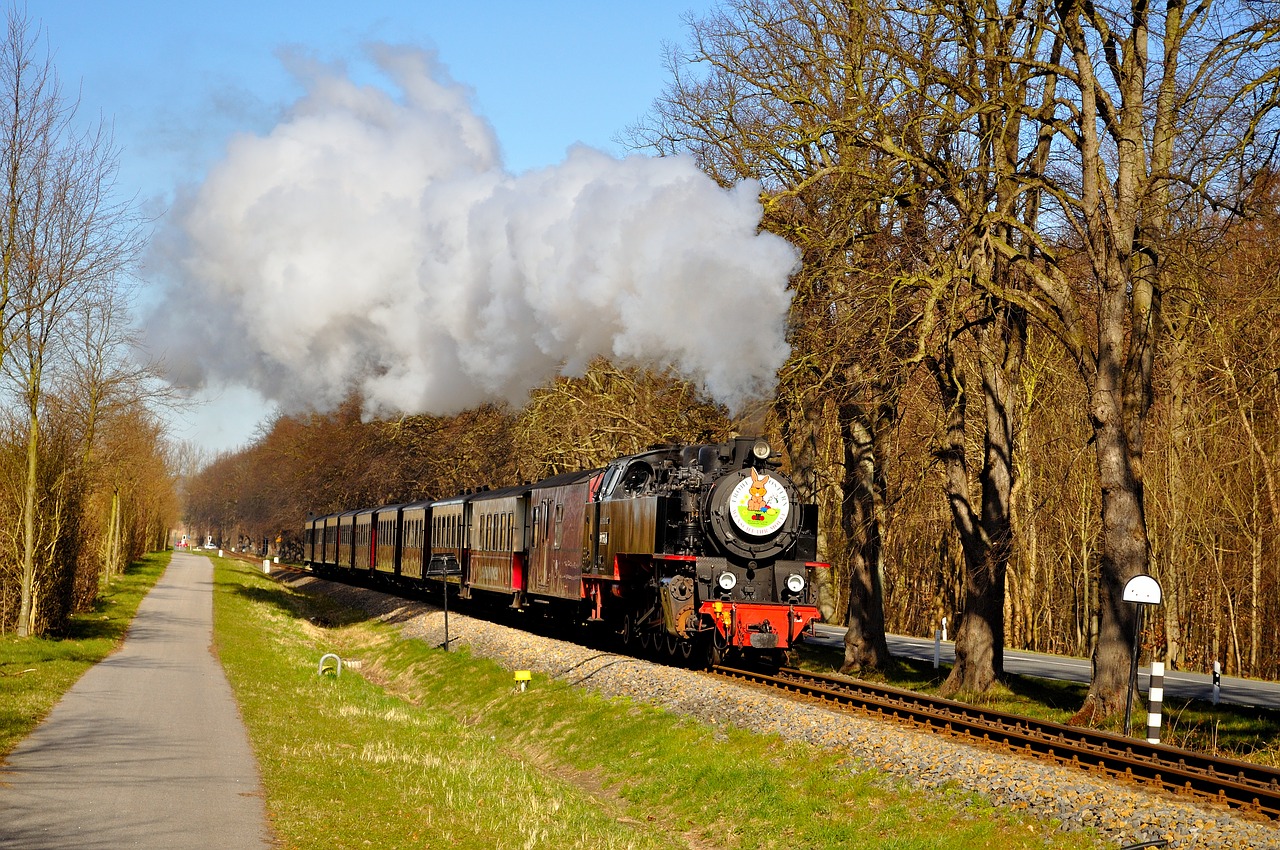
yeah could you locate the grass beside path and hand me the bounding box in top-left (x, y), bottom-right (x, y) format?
top-left (0, 550), bottom-right (172, 758)
top-left (212, 557), bottom-right (1098, 850)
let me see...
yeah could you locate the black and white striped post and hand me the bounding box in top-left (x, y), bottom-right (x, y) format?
top-left (1122, 574), bottom-right (1163, 739)
top-left (1146, 661), bottom-right (1165, 744)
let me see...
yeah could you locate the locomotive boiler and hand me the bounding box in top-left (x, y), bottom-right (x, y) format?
top-left (305, 436), bottom-right (826, 666)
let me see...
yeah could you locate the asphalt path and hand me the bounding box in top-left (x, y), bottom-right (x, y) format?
top-left (808, 624), bottom-right (1280, 710)
top-left (0, 552), bottom-right (273, 849)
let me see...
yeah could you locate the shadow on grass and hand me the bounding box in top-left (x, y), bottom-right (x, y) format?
top-left (1002, 672), bottom-right (1088, 715)
top-left (225, 580), bottom-right (372, 629)
top-left (218, 563), bottom-right (426, 634)
top-left (59, 618), bottom-right (122, 644)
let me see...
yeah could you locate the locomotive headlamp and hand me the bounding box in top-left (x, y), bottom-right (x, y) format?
top-left (785, 573), bottom-right (806, 594)
top-left (717, 571), bottom-right (738, 591)
top-left (751, 439), bottom-right (771, 460)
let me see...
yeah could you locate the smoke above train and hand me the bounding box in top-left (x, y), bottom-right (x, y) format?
top-left (146, 44), bottom-right (798, 418)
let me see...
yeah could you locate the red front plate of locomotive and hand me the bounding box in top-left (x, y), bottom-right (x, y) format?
top-left (698, 601), bottom-right (821, 649)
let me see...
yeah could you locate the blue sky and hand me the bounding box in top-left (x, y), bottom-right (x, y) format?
top-left (38, 2), bottom-right (717, 194)
top-left (31, 1), bottom-right (739, 456)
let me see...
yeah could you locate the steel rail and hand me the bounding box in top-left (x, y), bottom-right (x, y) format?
top-left (710, 665), bottom-right (1280, 819)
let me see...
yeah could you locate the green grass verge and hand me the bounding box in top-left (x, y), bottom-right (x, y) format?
top-left (0, 550), bottom-right (172, 757)
top-left (213, 558), bottom-right (1098, 850)
top-left (792, 642), bottom-right (1280, 765)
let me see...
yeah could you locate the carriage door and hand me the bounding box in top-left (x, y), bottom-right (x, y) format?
top-left (530, 498), bottom-right (552, 593)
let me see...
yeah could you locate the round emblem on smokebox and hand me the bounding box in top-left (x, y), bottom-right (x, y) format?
top-left (728, 468), bottom-right (790, 536)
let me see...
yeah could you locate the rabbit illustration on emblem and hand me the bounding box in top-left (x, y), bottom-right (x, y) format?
top-left (747, 468), bottom-right (770, 513)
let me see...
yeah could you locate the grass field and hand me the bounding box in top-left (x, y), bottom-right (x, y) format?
top-left (0, 551), bottom-right (171, 757)
top-left (211, 556), bottom-right (1099, 850)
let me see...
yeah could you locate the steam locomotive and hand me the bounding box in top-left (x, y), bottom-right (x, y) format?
top-left (304, 436), bottom-right (826, 666)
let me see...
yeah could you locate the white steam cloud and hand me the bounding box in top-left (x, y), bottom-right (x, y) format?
top-left (148, 45), bottom-right (798, 417)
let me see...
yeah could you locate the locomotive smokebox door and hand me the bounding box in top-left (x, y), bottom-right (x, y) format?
top-left (705, 468), bottom-right (800, 561)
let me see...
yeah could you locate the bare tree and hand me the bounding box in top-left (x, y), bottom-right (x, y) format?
top-left (1001, 0), bottom-right (1280, 720)
top-left (1, 8), bottom-right (145, 636)
top-left (513, 357), bottom-right (730, 478)
top-left (851, 0), bottom-right (1059, 696)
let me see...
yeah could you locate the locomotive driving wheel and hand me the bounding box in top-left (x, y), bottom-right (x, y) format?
top-left (672, 607), bottom-right (697, 663)
top-left (706, 629), bottom-right (728, 667)
top-left (676, 636), bottom-right (695, 663)
top-left (638, 622), bottom-right (653, 652)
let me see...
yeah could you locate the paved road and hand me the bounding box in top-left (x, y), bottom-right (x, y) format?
top-left (0, 552), bottom-right (273, 849)
top-left (809, 624), bottom-right (1280, 710)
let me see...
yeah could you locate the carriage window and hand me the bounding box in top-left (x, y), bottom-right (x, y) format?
top-left (554, 504), bottom-right (564, 550)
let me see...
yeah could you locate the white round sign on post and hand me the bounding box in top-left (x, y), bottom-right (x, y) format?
top-left (1122, 574), bottom-right (1162, 605)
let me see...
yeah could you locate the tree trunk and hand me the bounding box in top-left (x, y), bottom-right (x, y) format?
top-left (1072, 331), bottom-right (1149, 722)
top-left (838, 402), bottom-right (891, 674)
top-left (17, 403), bottom-right (40, 637)
top-left (1162, 326), bottom-right (1195, 669)
top-left (927, 296), bottom-right (1022, 696)
top-left (103, 485), bottom-right (120, 583)
top-left (779, 387), bottom-right (842, 623)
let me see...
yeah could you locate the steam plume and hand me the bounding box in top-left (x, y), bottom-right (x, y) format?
top-left (147, 45), bottom-right (798, 417)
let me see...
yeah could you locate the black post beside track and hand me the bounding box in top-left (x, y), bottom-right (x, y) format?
top-left (710, 665), bottom-right (1280, 819)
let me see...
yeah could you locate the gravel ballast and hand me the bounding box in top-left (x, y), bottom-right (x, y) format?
top-left (278, 571), bottom-right (1279, 850)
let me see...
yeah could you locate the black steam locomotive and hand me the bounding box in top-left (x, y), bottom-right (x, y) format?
top-left (304, 436), bottom-right (826, 666)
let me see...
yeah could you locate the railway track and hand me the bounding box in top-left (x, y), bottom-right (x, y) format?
top-left (711, 665), bottom-right (1280, 820)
